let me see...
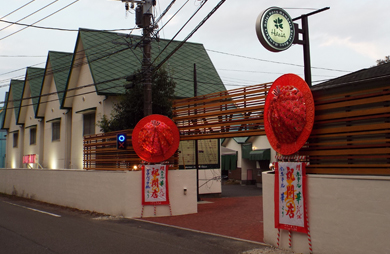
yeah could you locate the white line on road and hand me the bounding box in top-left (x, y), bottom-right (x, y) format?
top-left (3, 201), bottom-right (61, 218)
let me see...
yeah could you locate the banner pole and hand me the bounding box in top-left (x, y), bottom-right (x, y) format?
top-left (306, 207), bottom-right (313, 253)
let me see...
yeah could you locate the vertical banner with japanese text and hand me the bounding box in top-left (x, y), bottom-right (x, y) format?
top-left (274, 162), bottom-right (307, 233)
top-left (142, 164), bottom-right (170, 205)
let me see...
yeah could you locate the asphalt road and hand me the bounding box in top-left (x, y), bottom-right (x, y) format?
top-left (0, 194), bottom-right (266, 254)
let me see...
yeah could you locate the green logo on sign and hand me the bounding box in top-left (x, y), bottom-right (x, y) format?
top-left (256, 7), bottom-right (295, 52)
top-left (274, 17), bottom-right (284, 29)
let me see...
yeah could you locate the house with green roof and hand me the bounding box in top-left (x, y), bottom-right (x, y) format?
top-left (37, 51), bottom-right (74, 169)
top-left (2, 80), bottom-right (25, 168)
top-left (62, 28), bottom-right (227, 169)
top-left (1, 28), bottom-right (226, 170)
top-left (18, 67), bottom-right (45, 168)
top-left (221, 136), bottom-right (274, 186)
top-left (0, 97), bottom-right (7, 168)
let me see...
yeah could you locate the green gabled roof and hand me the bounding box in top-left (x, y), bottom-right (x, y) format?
top-left (77, 28), bottom-right (226, 98)
top-left (26, 67), bottom-right (45, 113)
top-left (10, 80), bottom-right (24, 124)
top-left (233, 137), bottom-right (250, 144)
top-left (48, 51), bottom-right (73, 105)
top-left (1, 92), bottom-right (8, 129)
top-left (0, 108), bottom-right (4, 129)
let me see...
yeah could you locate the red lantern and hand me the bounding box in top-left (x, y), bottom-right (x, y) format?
top-left (264, 74), bottom-right (315, 155)
top-left (132, 114), bottom-right (180, 163)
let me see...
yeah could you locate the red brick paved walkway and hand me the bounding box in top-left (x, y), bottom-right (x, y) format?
top-left (141, 196), bottom-right (264, 242)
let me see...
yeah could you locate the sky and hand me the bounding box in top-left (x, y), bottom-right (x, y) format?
top-left (1, 0), bottom-right (389, 105)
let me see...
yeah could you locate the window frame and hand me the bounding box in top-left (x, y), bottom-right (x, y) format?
top-left (83, 112), bottom-right (96, 136)
top-left (13, 132), bottom-right (18, 148)
top-left (30, 127), bottom-right (37, 145)
top-left (52, 121), bottom-right (61, 141)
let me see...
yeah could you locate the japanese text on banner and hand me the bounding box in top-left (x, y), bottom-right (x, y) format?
top-left (275, 162), bottom-right (307, 233)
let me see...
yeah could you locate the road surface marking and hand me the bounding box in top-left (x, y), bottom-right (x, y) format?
top-left (134, 218), bottom-right (269, 246)
top-left (3, 201), bottom-right (61, 218)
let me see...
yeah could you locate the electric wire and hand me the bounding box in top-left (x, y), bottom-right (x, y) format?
top-left (206, 49), bottom-right (351, 73)
top-left (0, 0), bottom-right (36, 19)
top-left (0, 0), bottom-right (59, 32)
top-left (0, 19), bottom-right (140, 32)
top-left (0, 0), bottom-right (79, 41)
top-left (155, 0), bottom-right (190, 35)
top-left (152, 0), bottom-right (207, 67)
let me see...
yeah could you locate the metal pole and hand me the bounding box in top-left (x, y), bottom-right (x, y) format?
top-left (143, 13), bottom-right (153, 116)
top-left (194, 63), bottom-right (201, 201)
top-left (302, 15), bottom-right (312, 87)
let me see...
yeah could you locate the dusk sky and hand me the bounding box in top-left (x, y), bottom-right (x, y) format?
top-left (1, 0), bottom-right (389, 104)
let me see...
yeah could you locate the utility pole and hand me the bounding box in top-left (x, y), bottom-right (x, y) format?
top-left (142, 12), bottom-right (153, 116)
top-left (121, 0), bottom-right (156, 116)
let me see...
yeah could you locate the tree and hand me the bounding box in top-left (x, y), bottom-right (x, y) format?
top-left (376, 56), bottom-right (390, 66)
top-left (98, 67), bottom-right (176, 132)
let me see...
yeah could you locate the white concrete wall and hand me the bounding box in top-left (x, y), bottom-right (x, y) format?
top-left (0, 168), bottom-right (197, 218)
top-left (69, 56), bottom-right (119, 169)
top-left (198, 169), bottom-right (221, 194)
top-left (43, 78), bottom-right (68, 169)
top-left (22, 97), bottom-right (42, 165)
top-left (263, 172), bottom-right (390, 254)
top-left (6, 108), bottom-right (23, 169)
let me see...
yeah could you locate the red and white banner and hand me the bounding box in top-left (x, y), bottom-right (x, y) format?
top-left (274, 162), bottom-right (308, 233)
top-left (142, 164), bottom-right (169, 205)
top-left (23, 154), bottom-right (37, 164)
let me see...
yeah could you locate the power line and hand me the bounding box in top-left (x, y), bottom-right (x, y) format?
top-left (152, 0), bottom-right (206, 67)
top-left (0, 19), bottom-right (140, 32)
top-left (0, 0), bottom-right (79, 41)
top-left (0, 0), bottom-right (59, 32)
top-left (206, 49), bottom-right (351, 73)
top-left (0, 0), bottom-right (36, 19)
top-left (155, 0), bottom-right (226, 72)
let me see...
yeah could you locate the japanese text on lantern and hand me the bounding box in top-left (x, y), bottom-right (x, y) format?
top-left (142, 164), bottom-right (170, 205)
top-left (275, 162), bottom-right (307, 233)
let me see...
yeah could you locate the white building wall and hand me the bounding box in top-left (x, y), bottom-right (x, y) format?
top-left (224, 138), bottom-right (241, 166)
top-left (263, 172), bottom-right (390, 254)
top-left (0, 168), bottom-right (197, 218)
top-left (69, 59), bottom-right (107, 169)
top-left (43, 78), bottom-right (68, 169)
top-left (251, 135), bottom-right (276, 164)
top-left (199, 169), bottom-right (221, 194)
top-left (6, 108), bottom-right (23, 169)
top-left (22, 98), bottom-right (41, 161)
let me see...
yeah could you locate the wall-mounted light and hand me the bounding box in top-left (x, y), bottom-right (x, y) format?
top-left (183, 187), bottom-right (187, 195)
top-left (252, 146), bottom-right (257, 150)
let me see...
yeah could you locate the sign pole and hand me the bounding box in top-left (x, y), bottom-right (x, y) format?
top-left (292, 7), bottom-right (330, 87)
top-left (301, 15), bottom-right (312, 87)
top-left (194, 63), bottom-right (201, 202)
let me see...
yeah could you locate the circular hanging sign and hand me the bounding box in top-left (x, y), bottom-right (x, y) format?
top-left (132, 114), bottom-right (180, 163)
top-left (256, 7), bottom-right (295, 52)
top-left (264, 74), bottom-right (315, 155)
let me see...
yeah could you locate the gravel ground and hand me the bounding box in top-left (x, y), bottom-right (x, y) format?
top-left (242, 247), bottom-right (296, 254)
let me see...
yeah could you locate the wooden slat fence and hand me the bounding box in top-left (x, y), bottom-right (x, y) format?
top-left (172, 82), bottom-right (272, 140)
top-left (84, 80), bottom-right (389, 174)
top-left (302, 81), bottom-right (390, 175)
top-left (83, 129), bottom-right (178, 170)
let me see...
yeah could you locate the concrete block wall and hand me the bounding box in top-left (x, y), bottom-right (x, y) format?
top-left (263, 172), bottom-right (390, 254)
top-left (0, 168), bottom-right (197, 218)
